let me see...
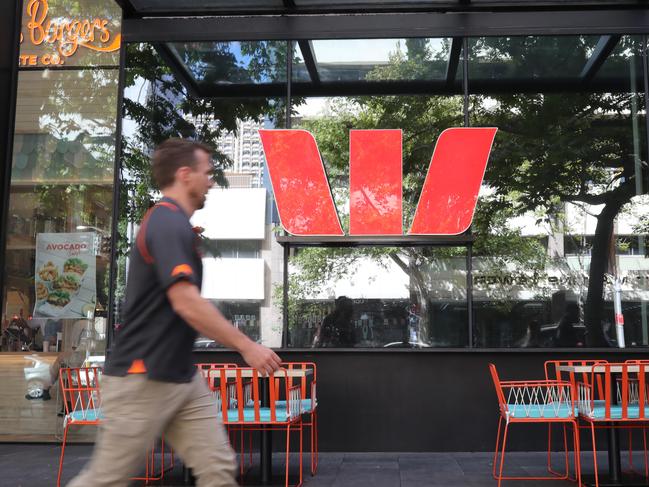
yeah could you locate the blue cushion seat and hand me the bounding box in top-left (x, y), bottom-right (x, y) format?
top-left (507, 403), bottom-right (575, 419)
top-left (274, 399), bottom-right (316, 412)
top-left (69, 409), bottom-right (104, 422)
top-left (220, 407), bottom-right (292, 422)
top-left (586, 404), bottom-right (649, 420)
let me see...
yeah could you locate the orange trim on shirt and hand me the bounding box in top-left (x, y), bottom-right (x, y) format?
top-left (136, 207), bottom-right (155, 264)
top-left (157, 201), bottom-right (179, 211)
top-left (171, 264), bottom-right (193, 277)
top-left (127, 359), bottom-right (147, 374)
top-left (136, 200), bottom-right (181, 265)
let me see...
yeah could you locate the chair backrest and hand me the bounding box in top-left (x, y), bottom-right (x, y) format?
top-left (490, 363), bottom-right (575, 420)
top-left (59, 367), bottom-right (102, 422)
top-left (223, 367), bottom-right (302, 424)
top-left (196, 362), bottom-right (238, 393)
top-left (585, 362), bottom-right (648, 421)
top-left (488, 363), bottom-right (508, 415)
top-left (280, 362), bottom-right (317, 404)
top-left (545, 360), bottom-right (606, 399)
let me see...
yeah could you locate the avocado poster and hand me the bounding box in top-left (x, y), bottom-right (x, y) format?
top-left (33, 232), bottom-right (96, 319)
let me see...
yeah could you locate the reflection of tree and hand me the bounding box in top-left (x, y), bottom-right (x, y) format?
top-left (471, 36), bottom-right (647, 346)
top-left (117, 42), bottom-right (290, 297)
top-left (289, 40), bottom-right (547, 345)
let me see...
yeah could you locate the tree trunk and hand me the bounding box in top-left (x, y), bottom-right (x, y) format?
top-left (584, 200), bottom-right (627, 347)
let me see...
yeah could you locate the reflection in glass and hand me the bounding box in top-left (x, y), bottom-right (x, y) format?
top-left (119, 42), bottom-right (287, 348)
top-left (469, 35), bottom-right (648, 348)
top-left (294, 38), bottom-right (453, 83)
top-left (287, 247), bottom-right (468, 348)
top-left (168, 41), bottom-right (289, 85)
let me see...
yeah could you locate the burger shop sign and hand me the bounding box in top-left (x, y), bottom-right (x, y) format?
top-left (19, 0), bottom-right (121, 67)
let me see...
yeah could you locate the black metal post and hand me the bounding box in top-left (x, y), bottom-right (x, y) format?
top-left (106, 41), bottom-right (127, 354)
top-left (467, 243), bottom-right (474, 348)
top-left (260, 377), bottom-right (272, 484)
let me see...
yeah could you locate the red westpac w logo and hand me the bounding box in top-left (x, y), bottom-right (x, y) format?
top-left (259, 128), bottom-right (497, 236)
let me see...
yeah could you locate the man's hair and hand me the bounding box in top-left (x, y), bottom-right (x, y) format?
top-left (151, 138), bottom-right (212, 189)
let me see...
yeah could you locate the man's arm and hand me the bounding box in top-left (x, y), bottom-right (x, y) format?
top-left (167, 280), bottom-right (281, 375)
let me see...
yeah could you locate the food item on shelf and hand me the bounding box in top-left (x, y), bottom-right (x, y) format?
top-left (36, 282), bottom-right (49, 300)
top-left (63, 258), bottom-right (88, 277)
top-left (53, 273), bottom-right (81, 293)
top-left (38, 261), bottom-right (58, 281)
top-left (47, 290), bottom-right (71, 307)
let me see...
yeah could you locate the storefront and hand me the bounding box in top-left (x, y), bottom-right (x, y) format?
top-left (0, 0), bottom-right (648, 450)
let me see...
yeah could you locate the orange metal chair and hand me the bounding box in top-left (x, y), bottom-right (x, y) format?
top-left (279, 362), bottom-right (318, 475)
top-left (489, 363), bottom-right (581, 487)
top-left (623, 359), bottom-right (649, 478)
top-left (197, 362), bottom-right (252, 474)
top-left (211, 367), bottom-right (305, 487)
top-left (57, 367), bottom-right (171, 487)
top-left (577, 361), bottom-right (649, 487)
top-left (544, 359), bottom-right (607, 480)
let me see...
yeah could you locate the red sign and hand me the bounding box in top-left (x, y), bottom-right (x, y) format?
top-left (259, 128), bottom-right (497, 236)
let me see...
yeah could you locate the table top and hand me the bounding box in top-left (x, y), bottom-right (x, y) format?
top-left (203, 368), bottom-right (312, 379)
top-left (557, 365), bottom-right (643, 374)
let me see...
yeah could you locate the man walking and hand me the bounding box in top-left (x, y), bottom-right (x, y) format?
top-left (68, 138), bottom-right (281, 486)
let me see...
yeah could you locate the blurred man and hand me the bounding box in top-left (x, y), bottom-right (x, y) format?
top-left (68, 138), bottom-right (281, 486)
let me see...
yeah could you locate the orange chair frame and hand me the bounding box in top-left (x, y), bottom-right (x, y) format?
top-left (280, 362), bottom-right (318, 475)
top-left (57, 367), bottom-right (172, 487)
top-left (211, 367), bottom-right (304, 487)
top-left (490, 363), bottom-right (582, 487)
top-left (544, 359), bottom-right (609, 481)
top-left (577, 361), bottom-right (649, 487)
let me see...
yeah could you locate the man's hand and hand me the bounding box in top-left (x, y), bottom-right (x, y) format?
top-left (241, 342), bottom-right (282, 376)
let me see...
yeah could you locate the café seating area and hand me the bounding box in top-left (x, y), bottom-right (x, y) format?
top-left (489, 360), bottom-right (649, 487)
top-left (56, 362), bottom-right (318, 487)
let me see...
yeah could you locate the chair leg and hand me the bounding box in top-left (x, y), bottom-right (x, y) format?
top-left (573, 421), bottom-right (582, 487)
top-left (311, 411), bottom-right (318, 475)
top-left (591, 422), bottom-right (599, 487)
top-left (285, 423), bottom-right (292, 487)
top-left (57, 424), bottom-right (69, 487)
top-left (493, 416), bottom-right (503, 480)
top-left (299, 420), bottom-right (304, 487)
top-left (496, 422), bottom-right (510, 487)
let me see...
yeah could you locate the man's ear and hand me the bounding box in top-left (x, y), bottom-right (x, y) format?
top-left (176, 165), bottom-right (191, 183)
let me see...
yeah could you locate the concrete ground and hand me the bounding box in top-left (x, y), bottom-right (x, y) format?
top-left (1, 442), bottom-right (639, 486)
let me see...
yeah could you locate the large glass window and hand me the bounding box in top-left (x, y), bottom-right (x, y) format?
top-left (469, 35), bottom-right (648, 348)
top-left (1, 0), bottom-right (120, 441)
top-left (118, 41), bottom-right (288, 349)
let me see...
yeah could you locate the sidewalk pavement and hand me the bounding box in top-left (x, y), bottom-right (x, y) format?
top-left (0, 443), bottom-right (614, 486)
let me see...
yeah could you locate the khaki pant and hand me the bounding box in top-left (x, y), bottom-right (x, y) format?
top-left (67, 371), bottom-right (237, 487)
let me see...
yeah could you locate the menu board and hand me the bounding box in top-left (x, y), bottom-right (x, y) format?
top-left (33, 233), bottom-right (96, 319)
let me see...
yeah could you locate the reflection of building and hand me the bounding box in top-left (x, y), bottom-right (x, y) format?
top-left (218, 119), bottom-right (266, 188)
top-left (191, 188), bottom-right (283, 347)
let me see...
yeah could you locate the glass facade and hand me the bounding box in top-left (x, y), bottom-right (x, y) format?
top-left (1, 0), bottom-right (121, 440)
top-left (116, 34), bottom-right (649, 351)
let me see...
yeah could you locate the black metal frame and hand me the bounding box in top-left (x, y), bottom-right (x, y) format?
top-left (118, 1), bottom-right (649, 19)
top-left (123, 10), bottom-right (649, 43)
top-left (111, 6), bottom-right (649, 352)
top-left (0, 0), bottom-right (23, 328)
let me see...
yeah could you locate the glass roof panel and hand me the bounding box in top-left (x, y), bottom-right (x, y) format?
top-left (468, 36), bottom-right (603, 80)
top-left (167, 41), bottom-right (288, 86)
top-left (294, 38), bottom-right (453, 83)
